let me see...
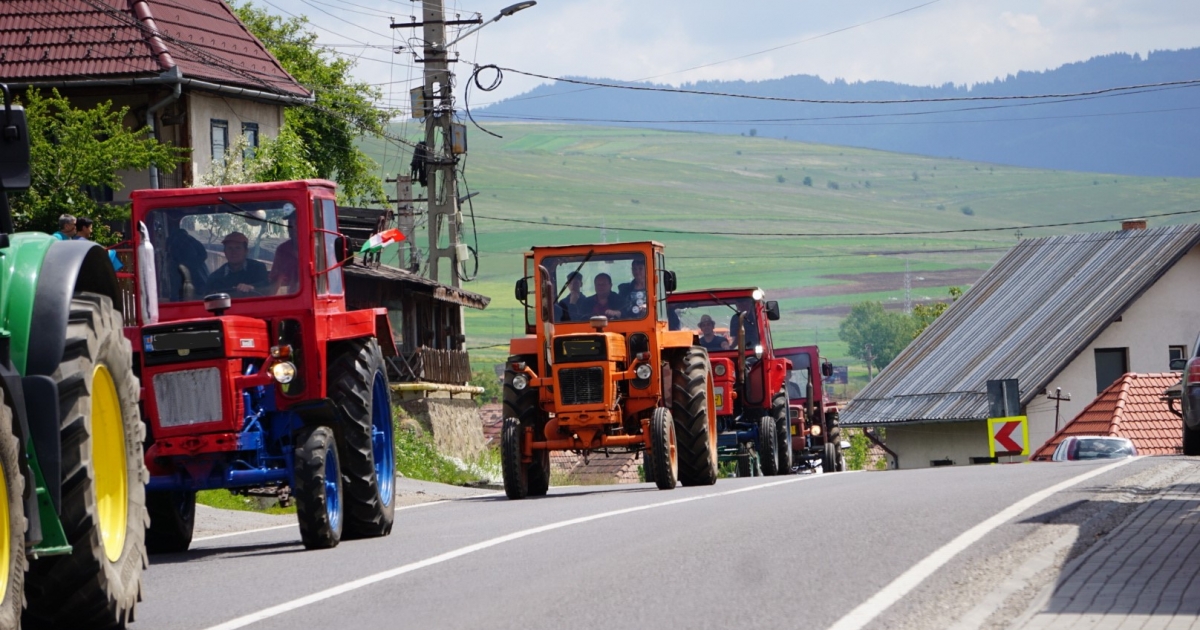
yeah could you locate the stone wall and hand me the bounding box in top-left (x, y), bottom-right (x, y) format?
top-left (397, 392), bottom-right (486, 461)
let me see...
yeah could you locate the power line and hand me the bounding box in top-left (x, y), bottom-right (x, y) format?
top-left (470, 208), bottom-right (1200, 238)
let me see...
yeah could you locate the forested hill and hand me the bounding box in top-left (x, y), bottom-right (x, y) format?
top-left (477, 48), bottom-right (1200, 177)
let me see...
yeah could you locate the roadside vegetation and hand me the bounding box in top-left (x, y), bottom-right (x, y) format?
top-left (196, 489), bottom-right (296, 515)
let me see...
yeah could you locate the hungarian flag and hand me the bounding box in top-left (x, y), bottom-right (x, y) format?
top-left (358, 228), bottom-right (405, 254)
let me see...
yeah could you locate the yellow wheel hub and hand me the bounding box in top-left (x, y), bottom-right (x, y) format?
top-left (92, 365), bottom-right (128, 563)
top-left (0, 453), bottom-right (10, 602)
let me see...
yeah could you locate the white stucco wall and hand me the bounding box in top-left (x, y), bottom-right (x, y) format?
top-left (186, 92), bottom-right (284, 185)
top-left (1024, 243), bottom-right (1200, 451)
top-left (885, 421), bottom-right (1005, 469)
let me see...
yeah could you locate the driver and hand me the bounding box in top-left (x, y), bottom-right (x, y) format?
top-left (696, 314), bottom-right (730, 352)
top-left (207, 232), bottom-right (270, 296)
top-left (618, 258), bottom-right (649, 318)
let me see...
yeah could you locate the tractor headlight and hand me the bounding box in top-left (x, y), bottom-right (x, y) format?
top-left (754, 344), bottom-right (764, 359)
top-left (270, 361), bottom-right (297, 384)
top-left (512, 374), bottom-right (529, 390)
top-left (635, 364), bottom-right (653, 380)
top-left (811, 424), bottom-right (821, 436)
top-left (713, 363), bottom-right (727, 377)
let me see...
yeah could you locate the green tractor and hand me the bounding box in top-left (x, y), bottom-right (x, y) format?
top-left (0, 88), bottom-right (148, 627)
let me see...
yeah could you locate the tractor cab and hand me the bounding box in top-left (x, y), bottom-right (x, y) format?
top-left (777, 345), bottom-right (844, 473)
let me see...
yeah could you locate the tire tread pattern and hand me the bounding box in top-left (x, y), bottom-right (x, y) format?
top-left (294, 425), bottom-right (342, 550)
top-left (671, 347), bottom-right (718, 487)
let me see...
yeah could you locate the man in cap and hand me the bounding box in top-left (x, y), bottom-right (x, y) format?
top-left (208, 231), bottom-right (270, 296)
top-left (697, 314), bottom-right (730, 352)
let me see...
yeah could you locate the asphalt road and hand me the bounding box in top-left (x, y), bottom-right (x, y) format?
top-left (133, 457), bottom-right (1174, 630)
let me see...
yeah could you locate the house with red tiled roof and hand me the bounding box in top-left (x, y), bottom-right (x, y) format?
top-left (0, 0), bottom-right (312, 197)
top-left (1030, 372), bottom-right (1184, 460)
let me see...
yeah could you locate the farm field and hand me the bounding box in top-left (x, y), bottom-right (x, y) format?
top-left (358, 123), bottom-right (1200, 378)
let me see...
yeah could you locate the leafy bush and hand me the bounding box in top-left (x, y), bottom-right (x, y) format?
top-left (803, 176), bottom-right (813, 187)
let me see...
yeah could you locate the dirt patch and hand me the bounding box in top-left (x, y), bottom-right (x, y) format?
top-left (773, 268), bottom-right (984, 300)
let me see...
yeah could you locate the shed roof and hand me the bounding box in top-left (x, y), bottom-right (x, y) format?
top-left (0, 0), bottom-right (309, 99)
top-left (1030, 373), bottom-right (1183, 459)
top-left (343, 260), bottom-right (491, 310)
top-left (842, 224), bottom-right (1200, 427)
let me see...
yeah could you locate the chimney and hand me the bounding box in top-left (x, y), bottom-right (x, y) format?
top-left (1121, 219), bottom-right (1147, 231)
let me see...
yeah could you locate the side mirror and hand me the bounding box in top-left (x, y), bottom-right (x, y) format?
top-left (821, 361), bottom-right (834, 378)
top-left (0, 91), bottom-right (31, 193)
top-left (663, 270), bottom-right (677, 293)
top-left (765, 300), bottom-right (780, 321)
top-left (515, 277), bottom-right (529, 303)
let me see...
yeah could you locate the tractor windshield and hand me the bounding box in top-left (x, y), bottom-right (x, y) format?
top-left (783, 352), bottom-right (812, 400)
top-left (144, 201), bottom-right (301, 303)
top-left (543, 252), bottom-right (649, 323)
top-left (668, 297), bottom-right (758, 353)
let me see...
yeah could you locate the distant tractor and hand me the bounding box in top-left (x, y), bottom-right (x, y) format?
top-left (502, 242), bottom-right (718, 498)
top-left (776, 346), bottom-right (844, 472)
top-left (667, 288), bottom-right (793, 477)
top-left (0, 86), bottom-right (148, 627)
top-left (129, 180), bottom-right (397, 551)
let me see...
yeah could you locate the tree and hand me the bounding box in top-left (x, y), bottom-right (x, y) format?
top-left (802, 176), bottom-right (813, 187)
top-left (838, 301), bottom-right (916, 372)
top-left (232, 2), bottom-right (390, 205)
top-left (200, 126), bottom-right (317, 186)
top-left (911, 287), bottom-right (963, 338)
top-left (12, 89), bottom-right (187, 241)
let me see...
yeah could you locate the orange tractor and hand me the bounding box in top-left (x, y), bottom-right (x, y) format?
top-left (501, 242), bottom-right (719, 498)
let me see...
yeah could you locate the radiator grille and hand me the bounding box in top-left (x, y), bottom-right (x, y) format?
top-left (153, 368), bottom-right (223, 428)
top-left (559, 367), bottom-right (604, 405)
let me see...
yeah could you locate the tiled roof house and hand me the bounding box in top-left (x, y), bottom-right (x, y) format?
top-left (1030, 373), bottom-right (1184, 460)
top-left (0, 0), bottom-right (312, 195)
top-left (841, 221), bottom-right (1200, 469)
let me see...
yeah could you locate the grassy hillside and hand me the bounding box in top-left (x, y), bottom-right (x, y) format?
top-left (358, 124), bottom-right (1200, 373)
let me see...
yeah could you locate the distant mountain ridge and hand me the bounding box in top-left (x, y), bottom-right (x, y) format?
top-left (478, 48), bottom-right (1200, 177)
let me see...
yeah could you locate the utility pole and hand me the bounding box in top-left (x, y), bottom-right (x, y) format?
top-left (1048, 387), bottom-right (1072, 432)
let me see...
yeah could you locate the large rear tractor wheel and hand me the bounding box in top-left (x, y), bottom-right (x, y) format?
top-left (757, 414), bottom-right (779, 476)
top-left (0, 392), bottom-right (27, 630)
top-left (650, 409), bottom-right (678, 490)
top-left (772, 391), bottom-right (793, 474)
top-left (500, 416), bottom-right (529, 500)
top-left (503, 358), bottom-right (549, 497)
top-left (827, 409), bottom-right (842, 443)
top-left (145, 491), bottom-right (195, 554)
top-left (671, 347), bottom-right (718, 486)
top-left (328, 339), bottom-right (395, 540)
top-left (24, 293), bottom-right (147, 629)
top-left (294, 425), bottom-right (343, 550)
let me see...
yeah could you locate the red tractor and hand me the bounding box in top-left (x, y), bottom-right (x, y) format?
top-left (666, 288), bottom-right (793, 477)
top-left (776, 346), bottom-right (844, 473)
top-left (127, 180), bottom-right (398, 551)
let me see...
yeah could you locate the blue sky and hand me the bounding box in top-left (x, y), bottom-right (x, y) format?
top-left (257, 0), bottom-right (1200, 110)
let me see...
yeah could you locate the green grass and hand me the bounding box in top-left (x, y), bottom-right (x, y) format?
top-left (358, 124), bottom-right (1200, 369)
top-left (196, 489), bottom-right (296, 515)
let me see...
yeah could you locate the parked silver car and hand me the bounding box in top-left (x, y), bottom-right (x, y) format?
top-left (1051, 436), bottom-right (1137, 461)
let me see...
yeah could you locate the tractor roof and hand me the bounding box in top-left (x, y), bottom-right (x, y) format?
top-left (131, 179), bottom-right (338, 201)
top-left (529, 241), bottom-right (664, 255)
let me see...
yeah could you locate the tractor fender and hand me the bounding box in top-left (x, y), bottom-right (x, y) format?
top-left (27, 240), bottom-right (120, 377)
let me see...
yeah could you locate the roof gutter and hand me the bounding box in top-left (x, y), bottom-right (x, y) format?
top-left (147, 68), bottom-right (182, 189)
top-left (5, 72), bottom-right (314, 107)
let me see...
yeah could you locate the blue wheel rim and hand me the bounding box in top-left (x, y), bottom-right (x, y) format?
top-left (325, 442), bottom-right (341, 532)
top-left (371, 372), bottom-right (395, 507)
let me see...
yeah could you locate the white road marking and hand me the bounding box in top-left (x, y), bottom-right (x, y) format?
top-left (190, 501), bottom-right (450, 544)
top-left (200, 474), bottom-right (840, 630)
top-left (827, 458), bottom-right (1137, 630)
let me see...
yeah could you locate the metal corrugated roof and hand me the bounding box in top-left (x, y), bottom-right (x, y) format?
top-left (343, 261), bottom-right (492, 311)
top-left (842, 224), bottom-right (1200, 427)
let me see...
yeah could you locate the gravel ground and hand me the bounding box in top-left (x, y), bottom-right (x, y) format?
top-left (193, 477), bottom-right (501, 539)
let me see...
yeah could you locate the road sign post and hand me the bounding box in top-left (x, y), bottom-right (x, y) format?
top-left (987, 416), bottom-right (1029, 458)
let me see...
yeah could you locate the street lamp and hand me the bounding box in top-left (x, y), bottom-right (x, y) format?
top-left (444, 1), bottom-right (536, 48)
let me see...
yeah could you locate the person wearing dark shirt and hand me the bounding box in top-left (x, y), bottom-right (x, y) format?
top-left (582, 273), bottom-right (625, 319)
top-left (729, 300), bottom-right (760, 347)
top-left (208, 231), bottom-right (270, 296)
top-left (617, 257), bottom-right (649, 318)
top-left (164, 215), bottom-right (210, 301)
top-left (696, 314), bottom-right (730, 352)
top-left (556, 271), bottom-right (585, 322)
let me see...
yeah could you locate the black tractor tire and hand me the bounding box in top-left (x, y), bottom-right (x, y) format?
top-left (671, 347), bottom-right (718, 486)
top-left (145, 490), bottom-right (196, 554)
top-left (0, 391), bottom-right (27, 630)
top-left (503, 358), bottom-right (549, 496)
top-left (294, 425), bottom-right (343, 550)
top-left (500, 416), bottom-right (529, 500)
top-left (24, 293), bottom-right (148, 630)
top-left (1184, 415), bottom-right (1200, 456)
top-left (772, 391), bottom-right (793, 474)
top-left (736, 443), bottom-right (755, 478)
top-left (650, 408), bottom-right (678, 490)
top-left (757, 414), bottom-right (779, 476)
top-left (827, 409), bottom-right (842, 443)
top-left (822, 441), bottom-right (838, 474)
top-left (327, 339), bottom-right (395, 539)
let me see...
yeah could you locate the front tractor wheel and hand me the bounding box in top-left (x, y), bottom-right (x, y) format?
top-left (501, 417), bottom-right (530, 500)
top-left (671, 347), bottom-right (718, 487)
top-left (145, 490), bottom-right (196, 554)
top-left (757, 414), bottom-right (780, 476)
top-left (772, 391), bottom-right (793, 474)
top-left (328, 339), bottom-right (396, 540)
top-left (503, 358), bottom-right (549, 497)
top-left (294, 425), bottom-right (344, 550)
top-left (0, 393), bottom-right (27, 630)
top-left (822, 441), bottom-right (839, 474)
top-left (24, 293), bottom-right (147, 629)
top-left (650, 409), bottom-right (678, 490)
